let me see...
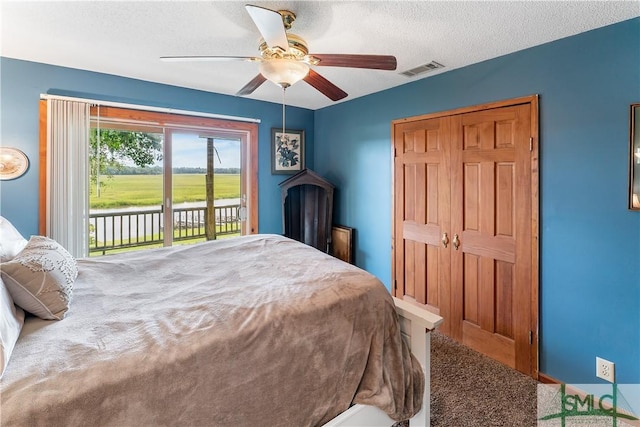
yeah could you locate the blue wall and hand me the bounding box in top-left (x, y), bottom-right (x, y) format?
top-left (0, 58), bottom-right (314, 236)
top-left (314, 18), bottom-right (640, 385)
top-left (1, 18), bottom-right (638, 387)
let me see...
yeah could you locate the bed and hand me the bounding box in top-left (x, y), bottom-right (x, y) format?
top-left (0, 233), bottom-right (442, 427)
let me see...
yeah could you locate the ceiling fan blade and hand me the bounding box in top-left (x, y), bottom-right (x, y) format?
top-left (311, 54), bottom-right (397, 70)
top-left (303, 69), bottom-right (348, 101)
top-left (245, 5), bottom-right (289, 50)
top-left (160, 56), bottom-right (259, 62)
top-left (236, 74), bottom-right (267, 96)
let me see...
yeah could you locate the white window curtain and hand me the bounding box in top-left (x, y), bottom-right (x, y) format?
top-left (46, 99), bottom-right (90, 258)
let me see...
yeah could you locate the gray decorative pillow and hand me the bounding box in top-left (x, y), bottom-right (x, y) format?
top-left (1, 236), bottom-right (77, 320)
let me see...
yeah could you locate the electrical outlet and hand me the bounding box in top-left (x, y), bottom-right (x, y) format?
top-left (596, 357), bottom-right (615, 383)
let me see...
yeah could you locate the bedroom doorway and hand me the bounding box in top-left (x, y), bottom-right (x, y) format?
top-left (391, 95), bottom-right (539, 378)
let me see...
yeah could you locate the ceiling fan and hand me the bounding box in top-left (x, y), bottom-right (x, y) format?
top-left (160, 4), bottom-right (397, 102)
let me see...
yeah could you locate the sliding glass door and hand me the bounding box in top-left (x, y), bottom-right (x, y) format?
top-left (167, 131), bottom-right (242, 247)
top-left (89, 122), bottom-right (166, 253)
top-left (85, 107), bottom-right (257, 256)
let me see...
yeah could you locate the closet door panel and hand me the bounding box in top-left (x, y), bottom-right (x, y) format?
top-left (393, 118), bottom-right (451, 332)
top-left (451, 104), bottom-right (532, 373)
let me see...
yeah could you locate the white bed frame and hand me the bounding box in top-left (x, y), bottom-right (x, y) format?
top-left (324, 297), bottom-right (444, 427)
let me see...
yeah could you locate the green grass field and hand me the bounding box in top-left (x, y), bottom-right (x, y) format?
top-left (90, 174), bottom-right (240, 209)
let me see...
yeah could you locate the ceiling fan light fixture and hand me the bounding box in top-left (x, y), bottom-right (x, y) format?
top-left (259, 59), bottom-right (309, 88)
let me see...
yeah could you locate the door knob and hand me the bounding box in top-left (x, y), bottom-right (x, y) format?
top-left (441, 232), bottom-right (449, 248)
top-left (453, 234), bottom-right (460, 250)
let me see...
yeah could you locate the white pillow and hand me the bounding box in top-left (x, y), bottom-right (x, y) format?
top-left (0, 277), bottom-right (25, 378)
top-left (1, 236), bottom-right (77, 320)
top-left (0, 216), bottom-right (28, 262)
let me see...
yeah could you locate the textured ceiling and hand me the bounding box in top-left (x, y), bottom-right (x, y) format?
top-left (1, 1), bottom-right (638, 110)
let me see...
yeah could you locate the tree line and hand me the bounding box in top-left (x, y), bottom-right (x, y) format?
top-left (90, 129), bottom-right (239, 197)
top-left (105, 166), bottom-right (240, 175)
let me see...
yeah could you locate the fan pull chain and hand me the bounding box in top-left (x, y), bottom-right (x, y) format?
top-left (281, 87), bottom-right (286, 141)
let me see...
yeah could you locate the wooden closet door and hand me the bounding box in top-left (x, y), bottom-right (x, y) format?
top-left (393, 117), bottom-right (452, 334)
top-left (450, 103), bottom-right (533, 374)
top-left (393, 97), bottom-right (538, 377)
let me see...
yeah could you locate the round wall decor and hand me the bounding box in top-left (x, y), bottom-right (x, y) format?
top-left (0, 147), bottom-right (29, 180)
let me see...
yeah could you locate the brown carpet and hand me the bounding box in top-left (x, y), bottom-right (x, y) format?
top-left (427, 330), bottom-right (538, 426)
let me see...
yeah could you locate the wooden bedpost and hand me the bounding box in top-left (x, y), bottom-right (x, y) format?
top-left (392, 297), bottom-right (443, 427)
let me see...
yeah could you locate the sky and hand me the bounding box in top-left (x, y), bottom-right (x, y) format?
top-left (169, 134), bottom-right (240, 169)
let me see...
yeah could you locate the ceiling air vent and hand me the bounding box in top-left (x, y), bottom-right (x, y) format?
top-left (400, 61), bottom-right (444, 77)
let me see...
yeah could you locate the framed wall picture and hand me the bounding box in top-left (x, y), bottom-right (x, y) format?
top-left (330, 225), bottom-right (354, 264)
top-left (630, 103), bottom-right (640, 210)
top-left (272, 128), bottom-right (304, 174)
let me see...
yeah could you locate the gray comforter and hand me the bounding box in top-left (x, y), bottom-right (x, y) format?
top-left (1, 234), bottom-right (423, 426)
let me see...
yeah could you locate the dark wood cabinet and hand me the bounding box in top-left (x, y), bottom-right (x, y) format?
top-left (279, 169), bottom-right (334, 253)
